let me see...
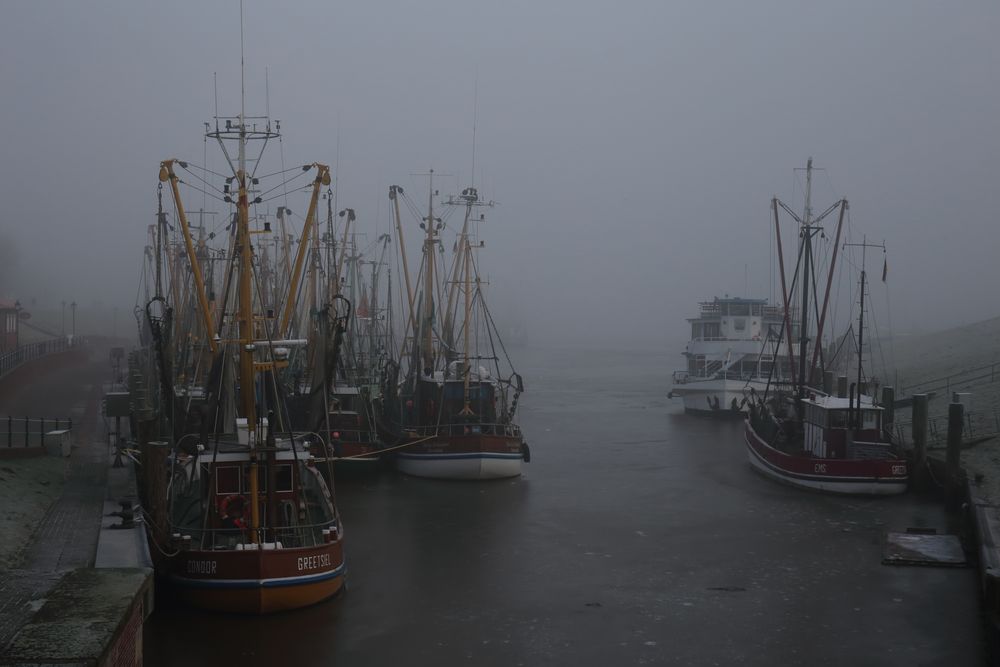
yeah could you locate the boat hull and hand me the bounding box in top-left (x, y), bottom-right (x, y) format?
top-left (744, 420), bottom-right (908, 495)
top-left (396, 433), bottom-right (523, 480)
top-left (670, 378), bottom-right (767, 416)
top-left (163, 540), bottom-right (346, 614)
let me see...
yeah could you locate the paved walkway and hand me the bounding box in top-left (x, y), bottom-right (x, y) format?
top-left (0, 349), bottom-right (112, 651)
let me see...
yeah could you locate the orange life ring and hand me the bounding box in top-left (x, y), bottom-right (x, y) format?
top-left (218, 494), bottom-right (248, 517)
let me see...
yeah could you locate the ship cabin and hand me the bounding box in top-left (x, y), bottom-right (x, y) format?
top-left (688, 297), bottom-right (784, 343)
top-left (169, 442), bottom-right (338, 551)
top-left (801, 394), bottom-right (890, 460)
top-left (440, 378), bottom-right (500, 436)
top-left (682, 297), bottom-right (787, 380)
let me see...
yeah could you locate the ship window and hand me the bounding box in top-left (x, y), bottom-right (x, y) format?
top-left (733, 318), bottom-right (746, 331)
top-left (216, 466), bottom-right (240, 494)
top-left (862, 410), bottom-right (879, 429)
top-left (275, 464), bottom-right (293, 492)
top-left (729, 303), bottom-right (750, 316)
top-left (830, 410), bottom-right (847, 428)
top-left (692, 323), bottom-right (703, 339)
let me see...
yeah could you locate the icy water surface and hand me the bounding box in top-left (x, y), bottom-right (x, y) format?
top-left (146, 343), bottom-right (983, 666)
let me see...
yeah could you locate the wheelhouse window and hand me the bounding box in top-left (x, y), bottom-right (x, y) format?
top-left (216, 466), bottom-right (240, 494)
top-left (275, 464), bottom-right (294, 493)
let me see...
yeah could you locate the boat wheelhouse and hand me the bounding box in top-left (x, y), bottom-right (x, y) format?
top-left (326, 384), bottom-right (384, 474)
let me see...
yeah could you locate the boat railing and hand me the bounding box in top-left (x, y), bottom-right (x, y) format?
top-left (894, 408), bottom-right (1000, 449)
top-left (404, 422), bottom-right (522, 439)
top-left (672, 369), bottom-right (773, 384)
top-left (173, 517), bottom-right (341, 552)
top-left (327, 427), bottom-right (377, 444)
top-left (1, 415), bottom-right (73, 449)
top-left (689, 336), bottom-right (778, 344)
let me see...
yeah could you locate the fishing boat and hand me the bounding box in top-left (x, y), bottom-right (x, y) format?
top-left (668, 296), bottom-right (787, 416)
top-left (324, 230), bottom-right (394, 476)
top-left (743, 159), bottom-right (908, 495)
top-left (389, 176), bottom-right (528, 479)
top-left (132, 105), bottom-right (350, 612)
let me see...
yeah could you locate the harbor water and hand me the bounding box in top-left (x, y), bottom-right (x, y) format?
top-left (145, 343), bottom-right (983, 665)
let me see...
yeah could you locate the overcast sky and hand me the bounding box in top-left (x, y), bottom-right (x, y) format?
top-left (1, 1), bottom-right (997, 349)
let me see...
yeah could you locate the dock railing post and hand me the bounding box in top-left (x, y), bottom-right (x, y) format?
top-left (912, 394), bottom-right (928, 491)
top-left (946, 401), bottom-right (964, 510)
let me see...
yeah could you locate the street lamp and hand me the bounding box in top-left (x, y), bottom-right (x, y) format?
top-left (61, 300), bottom-right (66, 335)
top-left (70, 301), bottom-right (76, 338)
top-left (13, 300), bottom-right (21, 347)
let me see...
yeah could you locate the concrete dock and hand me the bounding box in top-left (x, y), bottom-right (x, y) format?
top-left (0, 344), bottom-right (151, 666)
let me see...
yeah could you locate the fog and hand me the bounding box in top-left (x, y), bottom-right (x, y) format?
top-left (1, 1), bottom-right (997, 353)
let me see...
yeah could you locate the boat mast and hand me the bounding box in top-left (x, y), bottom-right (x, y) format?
top-left (460, 230), bottom-right (474, 415)
top-left (856, 247), bottom-right (866, 426)
top-left (421, 170), bottom-right (437, 375)
top-left (797, 158), bottom-right (816, 401)
top-left (843, 237), bottom-right (885, 427)
top-left (389, 185), bottom-right (417, 335)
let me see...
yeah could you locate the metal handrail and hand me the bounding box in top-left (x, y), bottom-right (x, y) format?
top-left (1, 416), bottom-right (73, 447)
top-left (401, 421), bottom-right (522, 438)
top-left (171, 517), bottom-right (340, 551)
top-left (0, 337), bottom-right (79, 379)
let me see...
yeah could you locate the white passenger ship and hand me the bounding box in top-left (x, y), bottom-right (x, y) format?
top-left (669, 296), bottom-right (788, 416)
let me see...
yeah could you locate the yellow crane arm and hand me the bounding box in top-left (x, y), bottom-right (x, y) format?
top-left (158, 160), bottom-right (218, 353)
top-left (278, 164), bottom-right (330, 337)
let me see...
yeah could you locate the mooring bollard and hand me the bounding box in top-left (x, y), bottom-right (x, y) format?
top-left (912, 394), bottom-right (928, 491)
top-left (946, 401), bottom-right (964, 509)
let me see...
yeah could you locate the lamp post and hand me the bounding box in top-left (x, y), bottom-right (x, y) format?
top-left (13, 300), bottom-right (21, 348)
top-left (61, 300), bottom-right (66, 336)
top-left (70, 301), bottom-right (76, 338)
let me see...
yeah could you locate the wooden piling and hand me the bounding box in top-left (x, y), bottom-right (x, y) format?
top-left (882, 386), bottom-right (895, 429)
top-left (912, 394), bottom-right (928, 491)
top-left (946, 401), bottom-right (964, 509)
top-left (142, 441), bottom-right (170, 544)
